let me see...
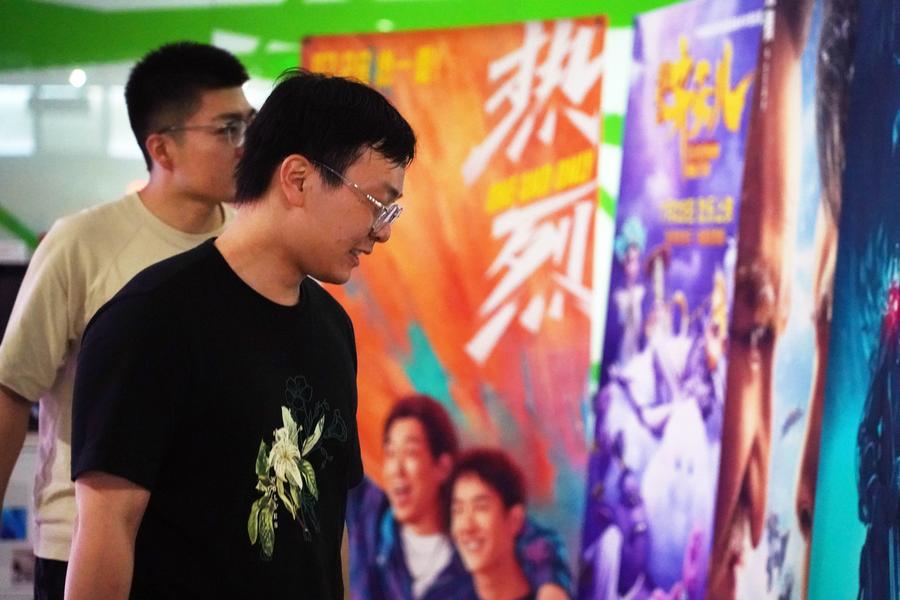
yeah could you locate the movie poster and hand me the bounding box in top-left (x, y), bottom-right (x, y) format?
top-left (304, 18), bottom-right (607, 598)
top-left (716, 2), bottom-right (825, 597)
top-left (702, 0), bottom-right (861, 597)
top-left (579, 0), bottom-right (764, 598)
top-left (807, 1), bottom-right (900, 598)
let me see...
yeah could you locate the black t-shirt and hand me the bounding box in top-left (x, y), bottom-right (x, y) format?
top-left (72, 239), bottom-right (363, 599)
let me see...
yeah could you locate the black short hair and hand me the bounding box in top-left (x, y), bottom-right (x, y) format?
top-left (235, 68), bottom-right (416, 202)
top-left (450, 448), bottom-right (527, 509)
top-left (383, 395), bottom-right (458, 460)
top-left (125, 41), bottom-right (249, 170)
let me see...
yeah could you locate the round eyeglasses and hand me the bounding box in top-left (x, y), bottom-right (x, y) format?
top-left (158, 117), bottom-right (251, 148)
top-left (314, 161), bottom-right (403, 234)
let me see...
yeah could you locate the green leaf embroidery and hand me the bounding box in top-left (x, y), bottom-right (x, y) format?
top-left (259, 502), bottom-right (275, 560)
top-left (299, 459), bottom-right (319, 500)
top-left (289, 481), bottom-right (301, 510)
top-left (276, 478), bottom-right (297, 519)
top-left (301, 416), bottom-right (325, 456)
top-left (281, 406), bottom-right (299, 445)
top-left (255, 441), bottom-right (268, 477)
top-left (248, 497), bottom-right (262, 545)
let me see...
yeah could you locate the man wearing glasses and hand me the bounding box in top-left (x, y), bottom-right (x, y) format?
top-left (0, 41), bottom-right (252, 600)
top-left (65, 69), bottom-right (416, 598)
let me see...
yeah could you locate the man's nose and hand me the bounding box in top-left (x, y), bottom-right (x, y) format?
top-left (384, 458), bottom-right (401, 476)
top-left (370, 222), bottom-right (392, 244)
top-left (456, 509), bottom-right (476, 531)
top-left (746, 434), bottom-right (770, 547)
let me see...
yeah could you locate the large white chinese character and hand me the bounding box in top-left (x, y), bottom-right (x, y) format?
top-left (465, 181), bottom-right (595, 365)
top-left (461, 20), bottom-right (605, 185)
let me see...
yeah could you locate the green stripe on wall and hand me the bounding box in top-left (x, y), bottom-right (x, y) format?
top-left (0, 205), bottom-right (38, 249)
top-left (599, 188), bottom-right (617, 219)
top-left (1, 0), bottom-right (679, 79)
top-left (602, 114), bottom-right (624, 146)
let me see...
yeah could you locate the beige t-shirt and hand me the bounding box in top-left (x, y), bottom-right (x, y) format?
top-left (0, 193), bottom-right (232, 561)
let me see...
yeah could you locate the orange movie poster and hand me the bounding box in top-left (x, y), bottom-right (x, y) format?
top-left (304, 19), bottom-right (606, 597)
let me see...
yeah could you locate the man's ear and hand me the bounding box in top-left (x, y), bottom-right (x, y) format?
top-left (145, 133), bottom-right (173, 171)
top-left (508, 504), bottom-right (526, 536)
top-left (436, 453), bottom-right (453, 483)
top-left (279, 154), bottom-right (313, 206)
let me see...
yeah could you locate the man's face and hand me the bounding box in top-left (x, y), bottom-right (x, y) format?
top-left (450, 473), bottom-right (523, 575)
top-left (706, 3), bottom-right (810, 593)
top-left (166, 86), bottom-right (254, 204)
top-left (707, 95), bottom-right (797, 600)
top-left (382, 417), bottom-right (448, 533)
top-left (301, 148), bottom-right (406, 285)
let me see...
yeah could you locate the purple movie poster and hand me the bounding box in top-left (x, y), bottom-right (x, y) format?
top-left (580, 0), bottom-right (764, 598)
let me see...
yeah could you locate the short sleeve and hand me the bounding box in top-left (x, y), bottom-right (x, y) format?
top-left (71, 292), bottom-right (186, 490)
top-left (0, 222), bottom-right (79, 401)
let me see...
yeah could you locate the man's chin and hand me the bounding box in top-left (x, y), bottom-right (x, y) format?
top-left (706, 565), bottom-right (737, 600)
top-left (310, 270), bottom-right (351, 286)
top-left (460, 556), bottom-right (484, 575)
top-left (389, 503), bottom-right (415, 525)
top-left (707, 506), bottom-right (756, 600)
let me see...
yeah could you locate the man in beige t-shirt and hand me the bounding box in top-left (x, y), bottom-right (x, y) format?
top-left (0, 41), bottom-right (254, 599)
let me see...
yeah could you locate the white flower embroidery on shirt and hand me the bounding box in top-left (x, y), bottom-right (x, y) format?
top-left (248, 406), bottom-right (324, 560)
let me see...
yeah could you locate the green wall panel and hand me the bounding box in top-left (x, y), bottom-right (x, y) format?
top-left (1, 0), bottom-right (679, 78)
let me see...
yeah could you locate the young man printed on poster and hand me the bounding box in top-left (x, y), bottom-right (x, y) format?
top-left (348, 394), bottom-right (571, 600)
top-left (0, 41), bottom-right (252, 600)
top-left (450, 448), bottom-right (538, 600)
top-left (64, 69), bottom-right (416, 598)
